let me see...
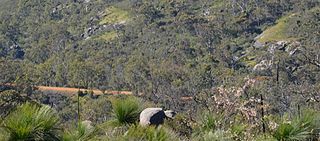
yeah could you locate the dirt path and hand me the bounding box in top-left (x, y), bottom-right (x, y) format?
top-left (36, 86), bottom-right (132, 96)
top-left (2, 84), bottom-right (193, 101)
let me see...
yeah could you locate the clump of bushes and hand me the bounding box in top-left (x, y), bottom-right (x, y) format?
top-left (272, 110), bottom-right (320, 141)
top-left (0, 102), bottom-right (60, 141)
top-left (0, 96), bottom-right (319, 141)
top-left (193, 130), bottom-right (233, 141)
top-left (108, 96), bottom-right (142, 126)
top-left (63, 121), bottom-right (97, 141)
top-left (121, 125), bottom-right (178, 141)
top-left (191, 111), bottom-right (234, 141)
top-left (100, 96), bottom-right (144, 139)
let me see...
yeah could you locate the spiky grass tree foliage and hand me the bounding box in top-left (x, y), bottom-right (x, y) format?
top-left (1, 102), bottom-right (60, 141)
top-left (193, 130), bottom-right (233, 141)
top-left (120, 125), bottom-right (178, 141)
top-left (192, 111), bottom-right (221, 136)
top-left (192, 111), bottom-right (233, 141)
top-left (63, 121), bottom-right (97, 141)
top-left (273, 110), bottom-right (320, 141)
top-left (109, 96), bottom-right (141, 126)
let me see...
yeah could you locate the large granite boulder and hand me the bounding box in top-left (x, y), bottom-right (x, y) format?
top-left (139, 108), bottom-right (176, 126)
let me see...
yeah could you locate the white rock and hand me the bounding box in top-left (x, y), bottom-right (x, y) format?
top-left (139, 108), bottom-right (175, 126)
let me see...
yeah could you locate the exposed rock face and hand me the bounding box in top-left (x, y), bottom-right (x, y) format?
top-left (81, 23), bottom-right (124, 39)
top-left (2, 43), bottom-right (25, 59)
top-left (253, 60), bottom-right (273, 71)
top-left (253, 41), bottom-right (265, 48)
top-left (84, 0), bottom-right (91, 3)
top-left (253, 34), bottom-right (266, 48)
top-left (252, 40), bottom-right (301, 74)
top-left (139, 108), bottom-right (176, 126)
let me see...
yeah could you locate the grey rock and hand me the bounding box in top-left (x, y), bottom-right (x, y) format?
top-left (254, 33), bottom-right (263, 41)
top-left (268, 44), bottom-right (277, 54)
top-left (253, 60), bottom-right (273, 71)
top-left (139, 108), bottom-right (176, 126)
top-left (253, 41), bottom-right (265, 48)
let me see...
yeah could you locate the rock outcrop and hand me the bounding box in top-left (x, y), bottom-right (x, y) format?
top-left (252, 40), bottom-right (302, 74)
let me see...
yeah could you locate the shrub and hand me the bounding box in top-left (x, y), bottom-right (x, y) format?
top-left (254, 134), bottom-right (277, 141)
top-left (193, 111), bottom-right (222, 136)
top-left (120, 125), bottom-right (178, 141)
top-left (230, 123), bottom-right (248, 140)
top-left (108, 96), bottom-right (141, 126)
top-left (1, 102), bottom-right (60, 141)
top-left (63, 121), bottom-right (97, 141)
top-left (192, 130), bottom-right (233, 141)
top-left (164, 114), bottom-right (193, 138)
top-left (0, 127), bottom-right (9, 141)
top-left (0, 90), bottom-right (30, 118)
top-left (192, 111), bottom-right (234, 141)
top-left (273, 110), bottom-right (320, 141)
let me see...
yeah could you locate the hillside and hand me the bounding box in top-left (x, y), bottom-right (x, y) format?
top-left (0, 0), bottom-right (319, 140)
top-left (0, 0), bottom-right (319, 111)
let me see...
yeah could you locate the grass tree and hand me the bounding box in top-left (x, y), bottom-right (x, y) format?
top-left (0, 102), bottom-right (60, 141)
top-left (121, 125), bottom-right (178, 141)
top-left (99, 96), bottom-right (142, 139)
top-left (63, 121), bottom-right (97, 141)
top-left (108, 96), bottom-right (141, 126)
top-left (273, 110), bottom-right (320, 141)
top-left (191, 111), bottom-right (234, 141)
top-left (193, 130), bottom-right (233, 141)
top-left (192, 111), bottom-right (221, 136)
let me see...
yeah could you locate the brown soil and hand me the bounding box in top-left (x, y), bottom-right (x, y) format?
top-left (36, 86), bottom-right (132, 96)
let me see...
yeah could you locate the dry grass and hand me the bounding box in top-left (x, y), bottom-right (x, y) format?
top-left (100, 31), bottom-right (118, 41)
top-left (99, 6), bottom-right (130, 25)
top-left (257, 14), bottom-right (297, 43)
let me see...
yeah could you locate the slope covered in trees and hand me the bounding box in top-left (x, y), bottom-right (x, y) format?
top-left (0, 1), bottom-right (319, 139)
top-left (0, 0), bottom-right (319, 140)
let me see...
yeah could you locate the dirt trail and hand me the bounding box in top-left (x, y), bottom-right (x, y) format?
top-left (2, 84), bottom-right (193, 101)
top-left (1, 83), bottom-right (132, 96)
top-left (36, 86), bottom-right (132, 96)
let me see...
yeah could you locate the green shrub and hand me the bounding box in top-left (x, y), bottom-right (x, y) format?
top-left (0, 90), bottom-right (30, 118)
top-left (254, 134), bottom-right (277, 141)
top-left (63, 121), bottom-right (97, 141)
top-left (273, 110), bottom-right (320, 141)
top-left (120, 125), bottom-right (178, 141)
top-left (108, 96), bottom-right (141, 126)
top-left (193, 111), bottom-right (222, 136)
top-left (230, 123), bottom-right (247, 139)
top-left (164, 114), bottom-right (193, 137)
top-left (192, 130), bottom-right (233, 141)
top-left (192, 111), bottom-right (234, 141)
top-left (201, 112), bottom-right (218, 131)
top-left (0, 127), bottom-right (9, 141)
top-left (1, 102), bottom-right (60, 141)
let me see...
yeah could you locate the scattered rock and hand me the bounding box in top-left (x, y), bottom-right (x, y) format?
top-left (81, 24), bottom-right (123, 39)
top-left (253, 60), bottom-right (272, 71)
top-left (7, 43), bottom-right (24, 59)
top-left (253, 41), bottom-right (265, 48)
